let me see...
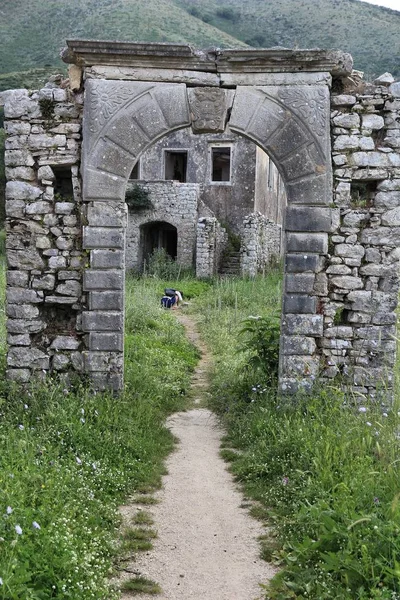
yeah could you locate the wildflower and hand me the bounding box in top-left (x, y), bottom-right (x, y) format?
top-left (80, 418), bottom-right (85, 424)
top-left (6, 506), bottom-right (12, 515)
top-left (366, 422), bottom-right (372, 426)
top-left (15, 525), bottom-right (22, 535)
top-left (18, 424), bottom-right (24, 430)
top-left (374, 497), bottom-right (380, 504)
top-left (282, 476), bottom-right (289, 486)
top-left (383, 412), bottom-right (388, 418)
top-left (0, 577), bottom-right (3, 585)
top-left (358, 407), bottom-right (367, 413)
top-left (32, 521), bottom-right (41, 530)
top-left (76, 457), bottom-right (82, 465)
top-left (92, 463), bottom-right (97, 470)
top-left (81, 408), bottom-right (85, 415)
top-left (23, 404), bottom-right (28, 410)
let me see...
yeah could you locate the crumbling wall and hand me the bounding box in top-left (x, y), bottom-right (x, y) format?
top-left (321, 78), bottom-right (400, 396)
top-left (240, 212), bottom-right (282, 277)
top-left (125, 180), bottom-right (199, 271)
top-left (196, 217), bottom-right (227, 278)
top-left (2, 79), bottom-right (84, 383)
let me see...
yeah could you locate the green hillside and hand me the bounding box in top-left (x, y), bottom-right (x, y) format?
top-left (0, 0), bottom-right (399, 91)
top-left (175, 0), bottom-right (400, 79)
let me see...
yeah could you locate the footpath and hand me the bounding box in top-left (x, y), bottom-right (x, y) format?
top-left (118, 312), bottom-right (275, 599)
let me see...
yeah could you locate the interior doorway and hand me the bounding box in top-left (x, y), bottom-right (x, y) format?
top-left (140, 221), bottom-right (178, 268)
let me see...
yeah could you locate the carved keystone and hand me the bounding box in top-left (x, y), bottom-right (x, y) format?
top-left (188, 88), bottom-right (233, 134)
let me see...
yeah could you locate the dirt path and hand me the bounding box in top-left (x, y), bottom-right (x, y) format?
top-left (119, 312), bottom-right (275, 599)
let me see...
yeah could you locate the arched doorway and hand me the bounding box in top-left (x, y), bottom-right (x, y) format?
top-left (140, 221), bottom-right (177, 268)
top-left (81, 64), bottom-right (333, 392)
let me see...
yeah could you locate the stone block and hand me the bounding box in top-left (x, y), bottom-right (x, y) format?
top-left (325, 326), bottom-right (353, 339)
top-left (334, 244), bottom-right (365, 259)
top-left (5, 149), bottom-right (35, 167)
top-left (281, 335), bottom-right (317, 355)
top-left (286, 233), bottom-right (328, 254)
top-left (362, 114), bottom-right (384, 130)
top-left (83, 351), bottom-right (123, 372)
top-left (350, 152), bottom-right (400, 168)
top-left (6, 369), bottom-right (31, 383)
top-left (330, 276), bottom-right (363, 290)
top-left (32, 274), bottom-right (56, 290)
top-left (55, 281), bottom-right (82, 296)
top-left (6, 318), bottom-right (46, 334)
top-left (282, 355), bottom-right (320, 378)
top-left (89, 291), bottom-right (124, 311)
top-left (333, 135), bottom-right (360, 151)
top-left (58, 270), bottom-right (81, 281)
top-left (48, 256), bottom-right (67, 269)
top-left (314, 272), bottom-right (328, 295)
top-left (282, 314), bottom-right (323, 337)
top-left (286, 254), bottom-right (323, 273)
top-left (3, 89), bottom-right (40, 119)
top-left (7, 271), bottom-right (29, 287)
top-left (50, 336), bottom-right (80, 350)
top-left (285, 273), bottom-right (315, 293)
top-left (7, 347), bottom-right (49, 369)
top-left (90, 249), bottom-right (124, 269)
top-left (89, 333), bottom-right (123, 352)
top-left (82, 311), bottom-right (123, 332)
top-left (7, 333), bottom-right (30, 346)
top-left (332, 113), bottom-right (360, 129)
top-left (44, 293), bottom-right (78, 305)
top-left (83, 270), bottom-right (123, 291)
top-left (6, 181), bottom-right (42, 201)
top-left (355, 325), bottom-right (395, 340)
top-left (381, 207), bottom-right (400, 226)
top-left (361, 227), bottom-right (400, 246)
top-left (38, 166), bottom-right (55, 181)
top-left (52, 355), bottom-right (70, 370)
top-left (375, 192), bottom-right (400, 209)
top-left (83, 227), bottom-right (124, 249)
top-left (5, 166), bottom-right (35, 181)
top-left (342, 211), bottom-right (369, 227)
top-left (89, 372), bottom-right (123, 391)
top-left (28, 134), bottom-right (67, 149)
top-left (56, 237), bottom-right (74, 250)
top-left (55, 203), bottom-right (75, 215)
top-left (283, 294), bottom-right (316, 314)
top-left (6, 304), bottom-right (40, 319)
top-left (331, 95), bottom-right (356, 106)
top-left (25, 201), bottom-right (52, 215)
top-left (285, 207), bottom-right (339, 233)
top-left (7, 249), bottom-right (45, 270)
top-left (87, 202), bottom-right (127, 228)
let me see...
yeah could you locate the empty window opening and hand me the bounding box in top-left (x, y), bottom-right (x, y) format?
top-left (129, 161), bottom-right (140, 180)
top-left (350, 181), bottom-right (378, 208)
top-left (164, 151), bottom-right (187, 182)
top-left (140, 221), bottom-right (178, 269)
top-left (211, 147), bottom-right (231, 182)
top-left (53, 166), bottom-right (73, 199)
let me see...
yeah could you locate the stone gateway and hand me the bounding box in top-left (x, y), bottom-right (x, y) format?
top-left (2, 41), bottom-right (400, 397)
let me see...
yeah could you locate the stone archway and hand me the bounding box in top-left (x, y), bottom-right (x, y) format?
top-left (82, 73), bottom-right (334, 391)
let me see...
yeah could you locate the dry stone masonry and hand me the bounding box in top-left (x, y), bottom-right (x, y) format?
top-left (2, 41), bottom-right (400, 396)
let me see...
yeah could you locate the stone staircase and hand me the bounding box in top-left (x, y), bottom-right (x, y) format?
top-left (219, 251), bottom-right (241, 276)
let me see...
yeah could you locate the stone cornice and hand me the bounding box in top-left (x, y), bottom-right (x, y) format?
top-left (62, 40), bottom-right (353, 77)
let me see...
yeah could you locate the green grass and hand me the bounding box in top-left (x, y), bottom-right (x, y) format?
top-left (132, 511), bottom-right (154, 526)
top-left (120, 576), bottom-right (161, 594)
top-left (0, 271), bottom-right (198, 599)
top-left (191, 272), bottom-right (400, 600)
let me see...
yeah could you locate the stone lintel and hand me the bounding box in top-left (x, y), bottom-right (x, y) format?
top-left (220, 71), bottom-right (332, 87)
top-left (85, 65), bottom-right (220, 86)
top-left (62, 40), bottom-right (352, 77)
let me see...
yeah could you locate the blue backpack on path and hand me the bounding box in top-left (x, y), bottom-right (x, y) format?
top-left (161, 295), bottom-right (176, 309)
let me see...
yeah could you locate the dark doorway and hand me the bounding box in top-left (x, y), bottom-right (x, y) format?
top-left (140, 221), bottom-right (178, 266)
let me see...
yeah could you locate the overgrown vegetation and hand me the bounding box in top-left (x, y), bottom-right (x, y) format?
top-left (125, 184), bottom-right (153, 211)
top-left (191, 272), bottom-right (400, 600)
top-left (0, 269), bottom-right (198, 599)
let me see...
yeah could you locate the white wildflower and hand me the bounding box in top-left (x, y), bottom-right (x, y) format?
top-left (15, 525), bottom-right (22, 535)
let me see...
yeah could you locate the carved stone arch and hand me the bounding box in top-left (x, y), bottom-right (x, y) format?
top-left (229, 86), bottom-right (331, 206)
top-left (82, 78), bottom-right (334, 392)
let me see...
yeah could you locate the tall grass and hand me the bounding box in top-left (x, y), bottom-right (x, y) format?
top-left (192, 272), bottom-right (400, 600)
top-left (0, 273), bottom-right (198, 599)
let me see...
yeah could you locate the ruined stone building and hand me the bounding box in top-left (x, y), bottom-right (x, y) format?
top-left (125, 126), bottom-right (285, 274)
top-left (2, 41), bottom-right (400, 398)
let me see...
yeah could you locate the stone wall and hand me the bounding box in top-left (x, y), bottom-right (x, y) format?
top-left (196, 217), bottom-right (227, 278)
top-left (2, 80), bottom-right (84, 383)
top-left (240, 212), bottom-right (282, 277)
top-left (321, 79), bottom-right (400, 396)
top-left (125, 181), bottom-right (199, 271)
